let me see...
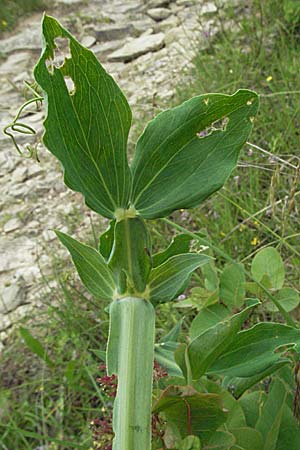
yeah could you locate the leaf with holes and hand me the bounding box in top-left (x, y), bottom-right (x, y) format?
top-left (34, 15), bottom-right (132, 219)
top-left (55, 230), bottom-right (116, 299)
top-left (131, 90), bottom-right (259, 219)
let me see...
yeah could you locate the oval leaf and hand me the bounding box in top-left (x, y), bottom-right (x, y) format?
top-left (251, 247), bottom-right (285, 290)
top-left (34, 15), bottom-right (132, 218)
top-left (131, 90), bottom-right (259, 218)
top-left (219, 263), bottom-right (245, 310)
top-left (55, 230), bottom-right (116, 299)
top-left (266, 287), bottom-right (299, 313)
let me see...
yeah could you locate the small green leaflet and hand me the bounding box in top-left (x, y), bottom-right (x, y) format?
top-left (148, 253), bottom-right (211, 304)
top-left (251, 247), bottom-right (285, 290)
top-left (152, 234), bottom-right (192, 268)
top-left (35, 15), bottom-right (132, 218)
top-left (55, 230), bottom-right (116, 299)
top-left (219, 263), bottom-right (245, 310)
top-left (131, 90), bottom-right (259, 219)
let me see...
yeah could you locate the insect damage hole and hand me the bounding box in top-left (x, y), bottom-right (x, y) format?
top-left (196, 116), bottom-right (229, 139)
top-left (64, 76), bottom-right (76, 95)
top-left (46, 37), bottom-right (71, 74)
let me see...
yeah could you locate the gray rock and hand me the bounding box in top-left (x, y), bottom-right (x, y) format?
top-left (0, 236), bottom-right (36, 273)
top-left (0, 52), bottom-right (30, 75)
top-left (0, 281), bottom-right (25, 314)
top-left (0, 26), bottom-right (41, 53)
top-left (200, 2), bottom-right (218, 14)
top-left (95, 24), bottom-right (136, 42)
top-left (147, 7), bottom-right (171, 21)
top-left (81, 35), bottom-right (96, 48)
top-left (3, 218), bottom-right (22, 233)
top-left (12, 166), bottom-right (28, 183)
top-left (148, 0), bottom-right (171, 7)
top-left (108, 33), bottom-right (165, 62)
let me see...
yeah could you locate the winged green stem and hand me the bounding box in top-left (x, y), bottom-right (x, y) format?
top-left (107, 297), bottom-right (155, 450)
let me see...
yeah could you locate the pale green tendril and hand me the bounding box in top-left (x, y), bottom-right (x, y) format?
top-left (3, 95), bottom-right (44, 162)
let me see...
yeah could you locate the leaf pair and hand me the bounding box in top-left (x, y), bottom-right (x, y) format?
top-left (56, 225), bottom-right (210, 303)
top-left (35, 15), bottom-right (259, 221)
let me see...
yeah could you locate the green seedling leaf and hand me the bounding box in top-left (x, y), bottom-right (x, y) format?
top-left (208, 322), bottom-right (300, 378)
top-left (160, 318), bottom-right (183, 343)
top-left (108, 217), bottom-right (152, 294)
top-left (34, 15), bottom-right (132, 218)
top-left (131, 90), bottom-right (259, 219)
top-left (188, 300), bottom-right (259, 380)
top-left (239, 391), bottom-right (267, 428)
top-left (155, 341), bottom-right (183, 377)
top-left (255, 379), bottom-right (287, 450)
top-left (223, 360), bottom-right (288, 398)
top-left (152, 234), bottom-right (192, 268)
top-left (19, 327), bottom-right (54, 367)
top-left (201, 258), bottom-right (219, 292)
top-left (55, 230), bottom-right (116, 299)
top-left (152, 385), bottom-right (227, 438)
top-left (251, 247), bottom-right (285, 290)
top-left (99, 220), bottom-right (115, 260)
top-left (265, 287), bottom-right (299, 313)
top-left (189, 303), bottom-right (230, 340)
top-left (202, 431), bottom-right (235, 449)
top-left (148, 253), bottom-right (210, 304)
top-left (219, 263), bottom-right (245, 310)
top-left (179, 435), bottom-right (201, 450)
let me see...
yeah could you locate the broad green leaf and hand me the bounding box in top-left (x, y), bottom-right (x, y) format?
top-left (219, 263), bottom-right (245, 310)
top-left (174, 343), bottom-right (189, 381)
top-left (99, 220), bottom-right (115, 260)
top-left (34, 15), bottom-right (132, 218)
top-left (265, 287), bottom-right (299, 313)
top-left (255, 379), bottom-right (287, 450)
top-left (108, 217), bottom-right (152, 293)
top-left (131, 90), bottom-right (259, 219)
top-left (152, 385), bottom-right (227, 437)
top-left (189, 303), bottom-right (230, 340)
top-left (179, 435), bottom-right (201, 450)
top-left (188, 301), bottom-right (259, 380)
top-left (152, 234), bottom-right (192, 267)
top-left (229, 427), bottom-right (264, 450)
top-left (208, 323), bottom-right (299, 377)
top-left (251, 247), bottom-right (285, 290)
top-left (223, 360), bottom-right (288, 398)
top-left (239, 391), bottom-right (267, 428)
top-left (19, 327), bottom-right (54, 367)
top-left (55, 230), bottom-right (116, 299)
top-left (148, 253), bottom-right (210, 304)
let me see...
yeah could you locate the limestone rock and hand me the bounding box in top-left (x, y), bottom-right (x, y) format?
top-left (3, 218), bottom-right (22, 233)
top-left (147, 7), bottom-right (171, 21)
top-left (108, 33), bottom-right (165, 62)
top-left (0, 52), bottom-right (30, 75)
top-left (0, 281), bottom-right (25, 314)
top-left (95, 24), bottom-right (136, 42)
top-left (81, 35), bottom-right (96, 48)
top-left (0, 26), bottom-right (41, 53)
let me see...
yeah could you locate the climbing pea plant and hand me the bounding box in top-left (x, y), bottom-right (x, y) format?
top-left (21, 13), bottom-right (300, 450)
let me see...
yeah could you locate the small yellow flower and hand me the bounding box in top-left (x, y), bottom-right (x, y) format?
top-left (1, 20), bottom-right (7, 27)
top-left (239, 224), bottom-right (246, 232)
top-left (253, 220), bottom-right (259, 227)
top-left (220, 231), bottom-right (226, 237)
top-left (251, 237), bottom-right (260, 246)
top-left (266, 76), bottom-right (273, 82)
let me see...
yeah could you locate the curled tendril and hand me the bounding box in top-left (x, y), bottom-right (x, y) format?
top-left (3, 95), bottom-right (44, 163)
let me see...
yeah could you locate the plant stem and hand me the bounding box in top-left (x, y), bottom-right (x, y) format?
top-left (107, 297), bottom-right (155, 450)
